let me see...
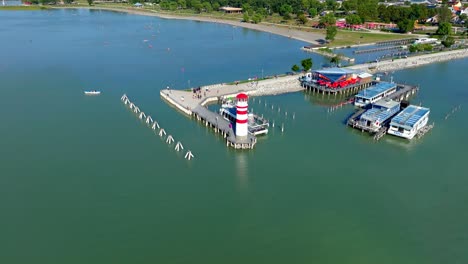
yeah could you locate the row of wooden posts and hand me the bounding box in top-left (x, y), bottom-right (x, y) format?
top-left (121, 94), bottom-right (194, 160)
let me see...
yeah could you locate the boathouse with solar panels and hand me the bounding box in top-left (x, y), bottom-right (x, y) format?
top-left (354, 82), bottom-right (398, 107)
top-left (388, 105), bottom-right (430, 139)
top-left (349, 99), bottom-right (401, 133)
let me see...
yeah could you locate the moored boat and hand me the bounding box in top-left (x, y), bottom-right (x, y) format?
top-left (84, 90), bottom-right (101, 95)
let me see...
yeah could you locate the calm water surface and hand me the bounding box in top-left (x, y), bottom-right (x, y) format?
top-left (1, 9), bottom-right (467, 264)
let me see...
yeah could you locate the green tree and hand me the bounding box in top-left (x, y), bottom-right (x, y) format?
top-left (298, 13), bottom-right (308, 24)
top-left (212, 2), bottom-right (220, 11)
top-left (308, 8), bottom-right (317, 18)
top-left (325, 25), bottom-right (338, 42)
top-left (291, 64), bottom-right (300, 72)
top-left (356, 0), bottom-right (379, 22)
top-left (326, 0), bottom-right (338, 12)
top-left (202, 2), bottom-right (212, 12)
top-left (442, 36), bottom-right (455, 47)
top-left (342, 0), bottom-right (358, 12)
top-left (397, 19), bottom-right (414, 33)
top-left (87, 0), bottom-right (93, 6)
top-left (169, 1), bottom-right (178, 10)
top-left (301, 0), bottom-right (310, 11)
top-left (242, 3), bottom-right (252, 14)
top-left (63, 0), bottom-right (73, 4)
top-left (436, 22), bottom-right (452, 36)
top-left (279, 4), bottom-right (293, 19)
top-left (346, 14), bottom-right (362, 25)
top-left (319, 13), bottom-right (336, 27)
top-left (242, 13), bottom-right (250, 22)
top-left (252, 13), bottom-right (263, 24)
top-left (330, 54), bottom-right (342, 66)
top-left (177, 0), bottom-right (186, 9)
top-left (301, 58), bottom-right (313, 71)
top-left (191, 0), bottom-right (202, 13)
top-left (437, 7), bottom-right (452, 23)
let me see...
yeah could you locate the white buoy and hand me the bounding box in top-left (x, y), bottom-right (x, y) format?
top-left (184, 150), bottom-right (194, 160)
top-left (272, 120), bottom-right (275, 127)
top-left (293, 113), bottom-right (295, 119)
top-left (278, 107), bottom-right (280, 113)
top-left (281, 123), bottom-right (284, 132)
top-left (285, 111), bottom-right (288, 117)
top-left (175, 141), bottom-right (184, 151)
top-left (271, 105), bottom-right (273, 110)
top-left (159, 128), bottom-right (166, 137)
top-left (166, 135), bottom-right (174, 144)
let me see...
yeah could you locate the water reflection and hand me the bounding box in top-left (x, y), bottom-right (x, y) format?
top-left (234, 152), bottom-right (249, 191)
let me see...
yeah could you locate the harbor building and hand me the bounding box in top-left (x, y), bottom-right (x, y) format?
top-left (388, 105), bottom-right (431, 139)
top-left (301, 68), bottom-right (374, 95)
top-left (354, 82), bottom-right (398, 107)
top-left (349, 99), bottom-right (401, 133)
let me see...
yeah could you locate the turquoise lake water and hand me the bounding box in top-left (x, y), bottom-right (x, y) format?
top-left (1, 9), bottom-right (468, 264)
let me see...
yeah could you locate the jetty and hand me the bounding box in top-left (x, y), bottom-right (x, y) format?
top-left (354, 46), bottom-right (403, 54)
top-left (347, 48), bottom-right (468, 73)
top-left (160, 74), bottom-right (304, 149)
top-left (375, 38), bottom-right (416, 46)
top-left (301, 46), bottom-right (355, 62)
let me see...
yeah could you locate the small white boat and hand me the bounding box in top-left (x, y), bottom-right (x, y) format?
top-left (84, 90), bottom-right (101, 95)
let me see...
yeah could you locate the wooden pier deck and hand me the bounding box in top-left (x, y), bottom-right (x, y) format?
top-left (301, 80), bottom-right (375, 96)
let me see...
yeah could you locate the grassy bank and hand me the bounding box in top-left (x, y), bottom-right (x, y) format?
top-left (0, 5), bottom-right (50, 10)
top-left (331, 31), bottom-right (415, 47)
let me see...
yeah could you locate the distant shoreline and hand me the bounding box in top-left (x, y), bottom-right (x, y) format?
top-left (55, 6), bottom-right (324, 45)
top-left (347, 48), bottom-right (468, 73)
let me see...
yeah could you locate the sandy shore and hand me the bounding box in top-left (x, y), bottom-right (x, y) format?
top-left (348, 48), bottom-right (468, 73)
top-left (57, 6), bottom-right (323, 45)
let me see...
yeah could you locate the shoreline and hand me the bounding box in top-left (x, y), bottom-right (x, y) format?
top-left (56, 6), bottom-right (324, 45)
top-left (347, 48), bottom-right (468, 73)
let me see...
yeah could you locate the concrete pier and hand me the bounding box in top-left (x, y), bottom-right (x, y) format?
top-left (160, 74), bottom-right (304, 149)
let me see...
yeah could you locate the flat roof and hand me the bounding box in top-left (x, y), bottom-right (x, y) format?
top-left (390, 105), bottom-right (430, 129)
top-left (356, 82), bottom-right (397, 100)
top-left (315, 68), bottom-right (357, 75)
top-left (220, 7), bottom-right (242, 11)
top-left (361, 100), bottom-right (400, 123)
top-left (373, 99), bottom-right (400, 109)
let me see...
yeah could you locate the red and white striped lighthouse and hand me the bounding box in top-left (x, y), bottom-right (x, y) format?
top-left (235, 93), bottom-right (248, 137)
